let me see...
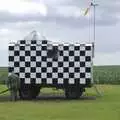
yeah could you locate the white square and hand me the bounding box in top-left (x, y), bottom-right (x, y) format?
top-left (75, 51), bottom-right (80, 56)
top-left (31, 62), bottom-right (36, 67)
top-left (36, 56), bottom-right (41, 61)
top-left (31, 73), bottom-right (36, 78)
top-left (58, 45), bottom-right (63, 50)
top-left (63, 51), bottom-right (69, 56)
top-left (69, 79), bottom-right (74, 84)
top-left (20, 73), bottom-right (25, 78)
top-left (86, 73), bottom-right (91, 78)
top-left (69, 67), bottom-right (74, 72)
top-left (20, 62), bottom-right (25, 67)
top-left (63, 62), bottom-right (69, 67)
top-left (41, 73), bottom-right (47, 78)
top-left (25, 78), bottom-right (31, 84)
top-left (75, 62), bottom-right (80, 67)
top-left (47, 67), bottom-right (52, 73)
top-left (80, 67), bottom-right (85, 73)
top-left (31, 51), bottom-right (36, 56)
top-left (26, 40), bottom-right (31, 45)
top-left (25, 56), bottom-right (30, 61)
top-left (41, 51), bottom-right (47, 56)
top-left (9, 51), bottom-right (14, 56)
top-left (25, 67), bottom-right (30, 73)
top-left (80, 78), bottom-right (85, 84)
top-left (36, 78), bottom-right (41, 84)
top-left (58, 78), bottom-right (63, 84)
top-left (36, 67), bottom-right (41, 72)
top-left (36, 45), bottom-right (41, 50)
top-left (14, 56), bottom-right (19, 61)
top-left (58, 56), bottom-right (63, 61)
top-left (52, 62), bottom-right (58, 67)
top-left (47, 78), bottom-right (52, 84)
top-left (86, 51), bottom-right (92, 56)
top-left (69, 45), bottom-right (74, 50)
top-left (15, 46), bottom-right (19, 50)
top-left (9, 62), bottom-right (14, 67)
top-left (47, 58), bottom-right (52, 62)
top-left (74, 73), bottom-right (80, 78)
top-left (63, 73), bottom-right (69, 78)
top-left (36, 40), bottom-right (42, 45)
top-left (20, 51), bottom-right (25, 56)
top-left (80, 46), bottom-right (85, 50)
top-left (52, 73), bottom-right (58, 78)
top-left (80, 56), bottom-right (85, 61)
top-left (41, 62), bottom-right (47, 67)
top-left (58, 67), bottom-right (63, 73)
top-left (25, 46), bottom-right (30, 50)
top-left (14, 67), bottom-right (19, 73)
top-left (85, 62), bottom-right (91, 67)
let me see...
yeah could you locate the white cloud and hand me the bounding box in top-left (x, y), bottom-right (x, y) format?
top-left (0, 0), bottom-right (48, 16)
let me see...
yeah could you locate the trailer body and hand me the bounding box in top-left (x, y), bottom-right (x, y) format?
top-left (8, 40), bottom-right (94, 99)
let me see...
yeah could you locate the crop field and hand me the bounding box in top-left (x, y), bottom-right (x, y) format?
top-left (0, 66), bottom-right (120, 120)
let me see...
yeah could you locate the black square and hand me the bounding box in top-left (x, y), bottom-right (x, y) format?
top-left (31, 78), bottom-right (35, 84)
top-left (25, 51), bottom-right (30, 56)
top-left (42, 56), bottom-right (47, 61)
top-left (31, 56), bottom-right (36, 61)
top-left (25, 73), bottom-right (30, 78)
top-left (14, 62), bottom-right (19, 67)
top-left (9, 46), bottom-right (14, 50)
top-left (20, 56), bottom-right (25, 61)
top-left (31, 46), bottom-right (36, 50)
top-left (86, 67), bottom-right (91, 72)
top-left (69, 51), bottom-right (74, 56)
top-left (80, 73), bottom-right (85, 78)
top-left (36, 62), bottom-right (41, 67)
top-left (58, 73), bottom-right (63, 78)
top-left (75, 46), bottom-right (80, 50)
top-left (75, 67), bottom-right (80, 72)
top-left (64, 46), bottom-right (69, 50)
top-left (31, 67), bottom-right (36, 72)
top-left (31, 40), bottom-right (36, 44)
top-left (86, 56), bottom-right (91, 61)
top-left (14, 51), bottom-right (19, 56)
top-left (41, 67), bottom-right (47, 72)
top-left (52, 67), bottom-right (58, 72)
top-left (42, 46), bottom-right (47, 50)
top-left (25, 62), bottom-right (30, 67)
top-left (42, 40), bottom-right (47, 44)
top-left (20, 46), bottom-right (25, 50)
top-left (47, 62), bottom-right (52, 67)
top-left (59, 51), bottom-right (63, 56)
top-left (80, 62), bottom-right (85, 67)
top-left (36, 73), bottom-right (41, 78)
top-left (53, 78), bottom-right (57, 84)
top-left (36, 51), bottom-right (41, 56)
top-left (47, 73), bottom-right (52, 78)
top-left (58, 62), bottom-right (63, 67)
top-left (42, 78), bottom-right (46, 84)
top-left (64, 67), bottom-right (69, 72)
top-left (20, 40), bottom-right (25, 44)
top-left (9, 67), bottom-right (14, 72)
top-left (9, 56), bottom-right (14, 61)
top-left (64, 56), bottom-right (69, 61)
top-left (86, 46), bottom-right (91, 50)
top-left (69, 62), bottom-right (74, 67)
top-left (75, 56), bottom-right (80, 61)
top-left (80, 51), bottom-right (85, 56)
top-left (20, 67), bottom-right (25, 72)
top-left (69, 73), bottom-right (74, 78)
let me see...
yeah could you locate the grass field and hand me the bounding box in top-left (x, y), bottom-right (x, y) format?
top-left (0, 85), bottom-right (120, 120)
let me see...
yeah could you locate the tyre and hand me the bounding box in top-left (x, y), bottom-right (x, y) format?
top-left (65, 86), bottom-right (83, 99)
top-left (19, 85), bottom-right (40, 100)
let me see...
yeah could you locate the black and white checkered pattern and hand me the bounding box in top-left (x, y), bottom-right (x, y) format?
top-left (8, 40), bottom-right (93, 86)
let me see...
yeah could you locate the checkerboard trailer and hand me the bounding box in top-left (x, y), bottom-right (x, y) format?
top-left (8, 39), bottom-right (94, 99)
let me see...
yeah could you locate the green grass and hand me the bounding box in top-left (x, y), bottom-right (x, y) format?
top-left (0, 85), bottom-right (120, 120)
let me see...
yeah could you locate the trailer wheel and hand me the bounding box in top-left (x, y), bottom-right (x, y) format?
top-left (19, 85), bottom-right (40, 100)
top-left (65, 87), bottom-right (83, 99)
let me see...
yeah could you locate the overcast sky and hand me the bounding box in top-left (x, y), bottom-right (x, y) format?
top-left (0, 0), bottom-right (120, 66)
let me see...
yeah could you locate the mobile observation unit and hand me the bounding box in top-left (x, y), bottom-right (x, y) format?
top-left (8, 31), bottom-right (94, 99)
